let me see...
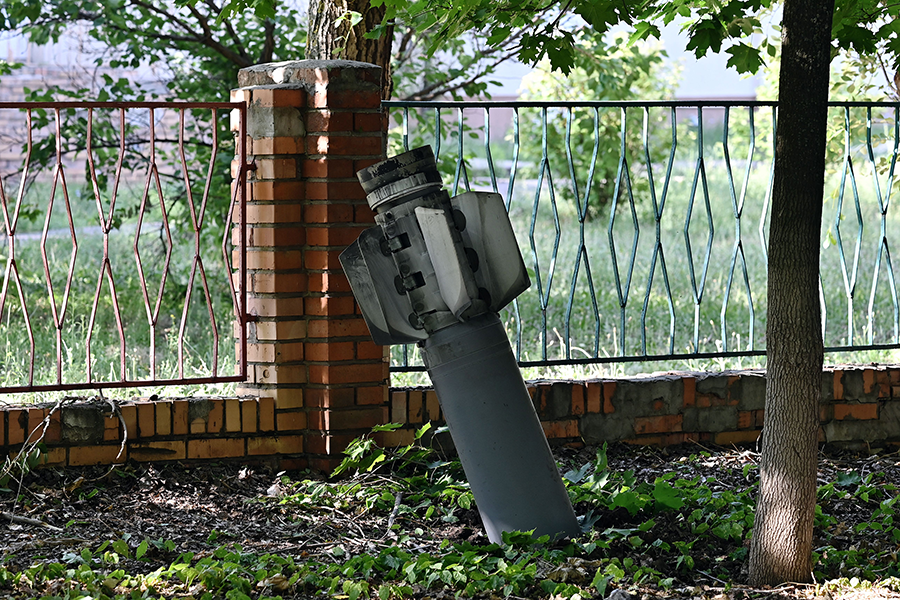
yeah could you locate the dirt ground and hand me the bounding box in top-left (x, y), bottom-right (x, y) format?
top-left (2, 443), bottom-right (900, 599)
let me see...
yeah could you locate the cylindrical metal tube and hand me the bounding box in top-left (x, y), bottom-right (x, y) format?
top-left (421, 312), bottom-right (581, 543)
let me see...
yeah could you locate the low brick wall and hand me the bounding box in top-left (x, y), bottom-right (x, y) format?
top-left (2, 365), bottom-right (898, 472)
top-left (384, 365), bottom-right (900, 452)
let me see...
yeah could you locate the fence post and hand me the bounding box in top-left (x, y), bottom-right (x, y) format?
top-left (232, 60), bottom-right (390, 471)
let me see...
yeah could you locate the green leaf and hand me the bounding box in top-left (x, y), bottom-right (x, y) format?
top-left (725, 43), bottom-right (765, 74)
top-left (653, 480), bottom-right (685, 510)
top-left (136, 539), bottom-right (149, 560)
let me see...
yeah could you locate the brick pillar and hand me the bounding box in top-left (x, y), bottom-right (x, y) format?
top-left (232, 60), bottom-right (390, 471)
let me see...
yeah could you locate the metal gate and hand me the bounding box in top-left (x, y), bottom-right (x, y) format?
top-left (0, 101), bottom-right (247, 393)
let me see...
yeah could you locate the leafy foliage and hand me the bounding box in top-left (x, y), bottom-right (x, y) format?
top-left (516, 31), bottom-right (678, 219)
top-left (379, 0), bottom-right (900, 80)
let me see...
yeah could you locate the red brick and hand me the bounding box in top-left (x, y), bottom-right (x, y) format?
top-left (250, 180), bottom-right (306, 202)
top-left (305, 180), bottom-right (368, 202)
top-left (683, 377), bottom-right (696, 407)
top-left (309, 363), bottom-right (387, 385)
top-left (244, 249), bottom-right (303, 270)
top-left (408, 393), bottom-right (423, 424)
top-left (380, 428), bottom-right (416, 448)
top-left (307, 318), bottom-right (370, 338)
top-left (27, 408), bottom-right (48, 444)
top-left (187, 438), bottom-right (245, 460)
top-left (241, 399), bottom-right (258, 433)
top-left (135, 402), bottom-right (154, 438)
top-left (354, 113), bottom-right (386, 132)
top-left (190, 417), bottom-right (206, 434)
top-left (354, 204), bottom-right (376, 224)
top-left (69, 445), bottom-right (126, 466)
top-left (246, 227), bottom-right (306, 247)
top-left (305, 388), bottom-right (355, 409)
top-left (737, 410), bottom-right (752, 429)
top-left (259, 397), bottom-right (276, 431)
top-left (224, 399), bottom-right (241, 433)
top-left (302, 157), bottom-right (356, 179)
top-left (634, 414), bottom-right (683, 435)
top-left (326, 407), bottom-right (387, 431)
top-left (0, 411), bottom-right (5, 446)
top-left (306, 111), bottom-right (354, 132)
top-left (275, 393), bottom-right (304, 410)
top-left (130, 441), bottom-right (186, 462)
top-left (173, 401), bottom-right (189, 435)
top-left (255, 157), bottom-right (298, 180)
top-left (120, 405), bottom-right (137, 440)
top-left (834, 403), bottom-right (878, 420)
top-left (304, 249), bottom-right (344, 271)
top-left (307, 272), bottom-right (352, 293)
top-left (249, 341), bottom-right (305, 362)
top-left (7, 409), bottom-right (25, 445)
top-left (104, 416), bottom-right (119, 442)
top-left (425, 390), bottom-right (441, 421)
top-left (586, 383), bottom-right (601, 414)
top-left (277, 411), bottom-right (307, 431)
top-left (603, 381), bottom-right (616, 414)
top-left (391, 391), bottom-right (408, 423)
top-left (357, 385), bottom-right (387, 406)
top-left (306, 342), bottom-right (355, 362)
top-left (243, 203), bottom-right (304, 225)
top-left (250, 136), bottom-right (303, 155)
top-left (310, 89), bottom-right (382, 110)
top-left (254, 364), bottom-right (308, 384)
top-left (753, 409), bottom-right (765, 428)
top-left (306, 226), bottom-right (364, 248)
top-left (207, 400), bottom-right (224, 433)
top-left (714, 430), bottom-right (761, 446)
top-left (303, 203), bottom-right (354, 224)
top-left (541, 419), bottom-right (580, 439)
top-left (43, 447), bottom-right (66, 466)
top-left (156, 401), bottom-right (172, 436)
top-left (251, 272), bottom-right (308, 294)
top-left (571, 386), bottom-right (585, 416)
top-left (254, 321), bottom-right (307, 342)
top-left (252, 87), bottom-right (306, 108)
top-left (863, 369), bottom-right (876, 394)
top-left (305, 296), bottom-right (357, 316)
top-left (248, 435), bottom-right (305, 456)
top-left (834, 370), bottom-right (844, 400)
top-left (357, 340), bottom-right (387, 361)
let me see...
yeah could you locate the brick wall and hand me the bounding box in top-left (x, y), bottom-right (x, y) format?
top-left (386, 366), bottom-right (900, 452)
top-left (3, 366), bottom-right (900, 471)
top-left (229, 60), bottom-right (391, 471)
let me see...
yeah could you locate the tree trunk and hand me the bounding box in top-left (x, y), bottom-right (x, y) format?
top-left (748, 0), bottom-right (834, 586)
top-left (306, 0), bottom-right (395, 98)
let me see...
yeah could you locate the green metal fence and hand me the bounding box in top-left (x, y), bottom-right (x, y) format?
top-left (383, 100), bottom-right (900, 373)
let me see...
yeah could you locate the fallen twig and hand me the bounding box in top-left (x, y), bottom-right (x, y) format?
top-left (1, 510), bottom-right (63, 531)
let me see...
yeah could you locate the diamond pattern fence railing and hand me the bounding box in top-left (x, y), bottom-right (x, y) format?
top-left (384, 100), bottom-right (900, 374)
top-left (0, 101), bottom-right (247, 393)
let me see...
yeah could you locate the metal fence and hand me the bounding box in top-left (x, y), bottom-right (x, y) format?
top-left (0, 101), bottom-right (247, 393)
top-left (384, 100), bottom-right (900, 373)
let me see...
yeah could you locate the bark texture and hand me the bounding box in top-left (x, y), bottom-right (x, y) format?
top-left (306, 0), bottom-right (394, 98)
top-left (747, 0), bottom-right (834, 586)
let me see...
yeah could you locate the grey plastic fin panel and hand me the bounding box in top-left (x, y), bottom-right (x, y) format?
top-left (339, 227), bottom-right (429, 346)
top-left (451, 191), bottom-right (530, 312)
